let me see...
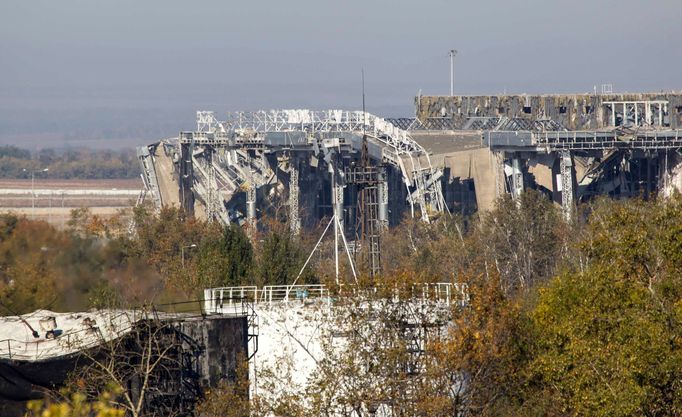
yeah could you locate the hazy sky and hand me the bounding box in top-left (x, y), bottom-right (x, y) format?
top-left (1, 0), bottom-right (681, 148)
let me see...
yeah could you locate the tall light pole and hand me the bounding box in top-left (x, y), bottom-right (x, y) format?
top-left (449, 49), bottom-right (458, 96)
top-left (23, 168), bottom-right (49, 219)
top-left (181, 243), bottom-right (197, 268)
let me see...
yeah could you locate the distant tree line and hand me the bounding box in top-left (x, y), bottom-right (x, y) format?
top-left (0, 145), bottom-right (140, 179)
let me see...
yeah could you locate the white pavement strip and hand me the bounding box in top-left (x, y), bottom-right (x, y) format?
top-left (0, 189), bottom-right (141, 196)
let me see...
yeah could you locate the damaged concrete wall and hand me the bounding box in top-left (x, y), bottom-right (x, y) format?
top-left (416, 93), bottom-right (682, 130)
top-left (436, 148), bottom-right (497, 211)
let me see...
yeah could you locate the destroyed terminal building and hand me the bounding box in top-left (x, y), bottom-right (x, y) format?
top-left (139, 91), bottom-right (682, 230)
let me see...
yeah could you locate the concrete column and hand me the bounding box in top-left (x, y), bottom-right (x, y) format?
top-left (289, 156), bottom-right (301, 235)
top-left (623, 103), bottom-right (627, 126)
top-left (494, 151), bottom-right (506, 198)
top-left (663, 103), bottom-right (670, 127)
top-left (645, 153), bottom-right (654, 200)
top-left (377, 166), bottom-right (389, 229)
top-left (511, 156), bottom-right (524, 199)
top-left (246, 183), bottom-right (256, 225)
top-left (559, 150), bottom-right (575, 221)
top-left (646, 102), bottom-right (652, 125)
top-left (179, 143), bottom-right (195, 216)
top-left (244, 152), bottom-right (257, 228)
top-left (331, 163), bottom-right (344, 230)
top-left (228, 149), bottom-right (238, 166)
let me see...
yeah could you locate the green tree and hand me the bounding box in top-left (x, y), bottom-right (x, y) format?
top-left (195, 223), bottom-right (254, 288)
top-left (256, 226), bottom-right (305, 286)
top-left (520, 197), bottom-right (682, 417)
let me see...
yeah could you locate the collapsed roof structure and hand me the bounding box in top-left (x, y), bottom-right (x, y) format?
top-left (0, 307), bottom-right (252, 417)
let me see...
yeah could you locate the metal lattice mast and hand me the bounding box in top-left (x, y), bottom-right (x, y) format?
top-left (351, 73), bottom-right (382, 278)
top-left (205, 150), bottom-right (220, 222)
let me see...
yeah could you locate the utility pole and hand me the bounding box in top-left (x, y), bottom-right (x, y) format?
top-left (24, 168), bottom-right (49, 219)
top-left (449, 49), bottom-right (458, 96)
top-left (181, 244), bottom-right (197, 268)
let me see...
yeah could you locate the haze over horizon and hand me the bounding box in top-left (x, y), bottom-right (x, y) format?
top-left (1, 0), bottom-right (680, 149)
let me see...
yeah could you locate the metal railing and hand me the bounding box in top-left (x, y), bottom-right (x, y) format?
top-left (260, 284), bottom-right (330, 304)
top-left (416, 282), bottom-right (469, 306)
top-left (203, 283), bottom-right (469, 313)
top-left (203, 285), bottom-right (330, 312)
top-left (486, 129), bottom-right (682, 151)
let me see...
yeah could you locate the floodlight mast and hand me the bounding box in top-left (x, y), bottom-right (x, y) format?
top-left (449, 49), bottom-right (458, 96)
top-left (23, 168), bottom-right (49, 219)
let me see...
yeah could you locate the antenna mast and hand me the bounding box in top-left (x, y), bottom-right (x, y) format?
top-left (348, 69), bottom-right (382, 278)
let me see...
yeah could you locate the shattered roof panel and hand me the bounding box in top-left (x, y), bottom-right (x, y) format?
top-left (0, 309), bottom-right (135, 362)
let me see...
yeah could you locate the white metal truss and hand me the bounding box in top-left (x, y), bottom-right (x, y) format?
top-left (196, 111), bottom-right (226, 134)
top-left (208, 110), bottom-right (446, 220)
top-left (223, 110), bottom-right (425, 155)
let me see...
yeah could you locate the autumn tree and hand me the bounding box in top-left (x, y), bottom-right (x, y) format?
top-left (130, 205), bottom-right (212, 297)
top-left (25, 387), bottom-right (125, 417)
top-left (0, 214), bottom-right (64, 313)
top-left (381, 215), bottom-right (468, 281)
top-left (197, 355), bottom-right (251, 417)
top-left (474, 190), bottom-right (566, 295)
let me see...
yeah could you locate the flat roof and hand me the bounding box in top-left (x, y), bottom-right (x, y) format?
top-left (410, 131), bottom-right (484, 155)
